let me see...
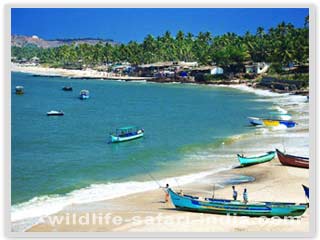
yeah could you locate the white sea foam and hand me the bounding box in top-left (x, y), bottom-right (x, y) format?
top-left (11, 166), bottom-right (232, 231)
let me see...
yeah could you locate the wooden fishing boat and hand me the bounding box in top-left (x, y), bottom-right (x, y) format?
top-left (47, 110), bottom-right (64, 116)
top-left (262, 119), bottom-right (280, 127)
top-left (79, 90), bottom-right (89, 99)
top-left (248, 117), bottom-right (263, 126)
top-left (279, 120), bottom-right (296, 128)
top-left (110, 126), bottom-right (144, 143)
top-left (15, 85), bottom-right (24, 95)
top-left (276, 149), bottom-right (309, 169)
top-left (237, 151), bottom-right (275, 166)
top-left (168, 188), bottom-right (307, 217)
top-left (62, 86), bottom-right (73, 91)
top-left (302, 185), bottom-right (309, 199)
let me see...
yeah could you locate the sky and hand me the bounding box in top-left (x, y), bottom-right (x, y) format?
top-left (11, 8), bottom-right (309, 43)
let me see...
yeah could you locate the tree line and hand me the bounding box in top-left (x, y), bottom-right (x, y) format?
top-left (12, 18), bottom-right (309, 72)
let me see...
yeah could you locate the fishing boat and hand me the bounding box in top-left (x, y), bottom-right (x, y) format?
top-left (47, 110), bottom-right (64, 116)
top-left (248, 117), bottom-right (263, 126)
top-left (168, 188), bottom-right (307, 217)
top-left (237, 151), bottom-right (275, 166)
top-left (276, 149), bottom-right (309, 169)
top-left (279, 120), bottom-right (296, 128)
top-left (110, 126), bottom-right (144, 143)
top-left (15, 86), bottom-right (24, 95)
top-left (62, 86), bottom-right (73, 91)
top-left (302, 185), bottom-right (309, 199)
top-left (79, 90), bottom-right (89, 99)
top-left (262, 119), bottom-right (280, 127)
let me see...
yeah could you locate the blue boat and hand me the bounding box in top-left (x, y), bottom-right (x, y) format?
top-left (279, 120), bottom-right (296, 128)
top-left (168, 188), bottom-right (307, 217)
top-left (248, 117), bottom-right (263, 126)
top-left (110, 126), bottom-right (144, 143)
top-left (237, 151), bottom-right (275, 166)
top-left (79, 90), bottom-right (89, 99)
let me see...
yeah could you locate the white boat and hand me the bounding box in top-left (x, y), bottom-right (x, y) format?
top-left (47, 110), bottom-right (64, 116)
top-left (79, 90), bottom-right (89, 99)
top-left (110, 126), bottom-right (144, 143)
top-left (248, 117), bottom-right (263, 126)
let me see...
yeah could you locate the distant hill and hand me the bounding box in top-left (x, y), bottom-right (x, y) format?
top-left (11, 35), bottom-right (118, 48)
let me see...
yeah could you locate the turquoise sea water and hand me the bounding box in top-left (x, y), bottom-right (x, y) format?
top-left (11, 72), bottom-right (272, 210)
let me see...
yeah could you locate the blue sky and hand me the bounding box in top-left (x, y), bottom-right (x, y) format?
top-left (11, 8), bottom-right (308, 43)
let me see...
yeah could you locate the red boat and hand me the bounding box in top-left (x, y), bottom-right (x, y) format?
top-left (276, 149), bottom-right (309, 169)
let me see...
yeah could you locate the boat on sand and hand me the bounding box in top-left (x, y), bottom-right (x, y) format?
top-left (276, 149), bottom-right (309, 169)
top-left (168, 188), bottom-right (308, 217)
top-left (237, 151), bottom-right (275, 166)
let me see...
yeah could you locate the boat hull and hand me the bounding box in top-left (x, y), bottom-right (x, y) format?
top-left (80, 95), bottom-right (89, 100)
top-left (263, 119), bottom-right (280, 127)
top-left (168, 189), bottom-right (307, 217)
top-left (248, 117), bottom-right (263, 126)
top-left (47, 113), bottom-right (64, 116)
top-left (237, 151), bottom-right (275, 166)
top-left (279, 120), bottom-right (296, 128)
top-left (110, 132), bottom-right (144, 143)
top-left (276, 149), bottom-right (309, 169)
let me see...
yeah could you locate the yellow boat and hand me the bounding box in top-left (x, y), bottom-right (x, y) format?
top-left (262, 119), bottom-right (280, 127)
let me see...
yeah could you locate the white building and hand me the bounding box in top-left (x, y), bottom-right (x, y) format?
top-left (245, 62), bottom-right (270, 74)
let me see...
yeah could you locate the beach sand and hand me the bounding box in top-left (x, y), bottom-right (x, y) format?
top-left (27, 157), bottom-right (309, 232)
top-left (11, 63), bottom-right (153, 81)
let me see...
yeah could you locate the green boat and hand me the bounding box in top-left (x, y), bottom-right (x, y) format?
top-left (168, 188), bottom-right (307, 217)
top-left (237, 151), bottom-right (275, 166)
top-left (110, 126), bottom-right (144, 143)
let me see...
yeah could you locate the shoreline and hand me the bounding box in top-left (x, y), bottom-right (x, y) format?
top-left (11, 68), bottom-right (309, 232)
top-left (11, 63), bottom-right (308, 96)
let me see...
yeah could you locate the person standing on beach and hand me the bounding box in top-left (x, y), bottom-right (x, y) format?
top-left (243, 188), bottom-right (248, 204)
top-left (232, 186), bottom-right (238, 200)
top-left (160, 183), bottom-right (170, 203)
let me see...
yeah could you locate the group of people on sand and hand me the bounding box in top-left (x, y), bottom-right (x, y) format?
top-left (232, 185), bottom-right (248, 203)
top-left (162, 184), bottom-right (248, 204)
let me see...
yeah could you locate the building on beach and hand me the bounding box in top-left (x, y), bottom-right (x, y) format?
top-left (245, 62), bottom-right (270, 74)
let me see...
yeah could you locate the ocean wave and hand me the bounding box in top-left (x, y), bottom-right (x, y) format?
top-left (217, 84), bottom-right (286, 97)
top-left (11, 166), bottom-right (232, 231)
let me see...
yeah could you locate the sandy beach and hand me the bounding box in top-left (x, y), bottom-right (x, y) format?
top-left (11, 63), bottom-right (154, 81)
top-left (11, 65), bottom-right (310, 233)
top-left (27, 156), bottom-right (309, 232)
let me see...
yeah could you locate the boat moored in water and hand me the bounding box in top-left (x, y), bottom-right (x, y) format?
top-left (47, 110), bottom-right (64, 116)
top-left (168, 188), bottom-right (307, 217)
top-left (79, 90), bottom-right (90, 99)
top-left (62, 86), bottom-right (73, 91)
top-left (276, 149), bottom-right (309, 169)
top-left (237, 151), bottom-right (275, 166)
top-left (15, 86), bottom-right (24, 95)
top-left (110, 126), bottom-right (144, 143)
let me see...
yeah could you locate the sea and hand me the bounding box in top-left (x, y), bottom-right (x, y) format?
top-left (10, 72), bottom-right (309, 231)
